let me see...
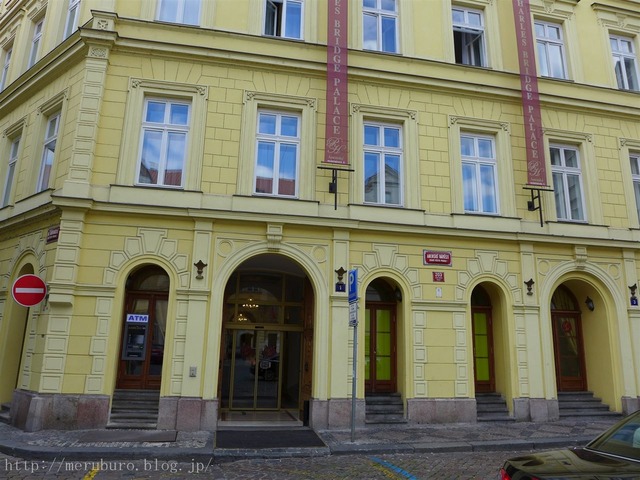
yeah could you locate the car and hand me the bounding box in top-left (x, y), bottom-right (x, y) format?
top-left (500, 409), bottom-right (640, 479)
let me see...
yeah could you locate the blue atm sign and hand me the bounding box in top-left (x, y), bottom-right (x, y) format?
top-left (348, 269), bottom-right (358, 303)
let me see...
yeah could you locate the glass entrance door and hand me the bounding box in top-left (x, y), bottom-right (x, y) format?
top-left (552, 313), bottom-right (587, 391)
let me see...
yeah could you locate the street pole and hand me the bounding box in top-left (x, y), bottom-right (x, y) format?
top-left (351, 318), bottom-right (357, 443)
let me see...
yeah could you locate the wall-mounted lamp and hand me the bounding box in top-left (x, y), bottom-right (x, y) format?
top-left (629, 284), bottom-right (637, 298)
top-left (395, 287), bottom-right (402, 302)
top-left (524, 278), bottom-right (535, 296)
top-left (194, 260), bottom-right (208, 279)
top-left (585, 296), bottom-right (595, 312)
top-left (335, 267), bottom-right (346, 292)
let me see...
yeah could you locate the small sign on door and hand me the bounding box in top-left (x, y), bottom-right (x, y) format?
top-left (126, 314), bottom-right (149, 323)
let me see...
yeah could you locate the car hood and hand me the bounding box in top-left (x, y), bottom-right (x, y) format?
top-left (505, 447), bottom-right (640, 479)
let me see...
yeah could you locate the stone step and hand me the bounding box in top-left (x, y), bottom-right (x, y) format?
top-left (365, 413), bottom-right (407, 424)
top-left (365, 403), bottom-right (404, 413)
top-left (106, 421), bottom-right (157, 430)
top-left (477, 404), bottom-right (510, 413)
top-left (476, 394), bottom-right (512, 421)
top-left (0, 403), bottom-right (11, 424)
top-left (478, 415), bottom-right (516, 422)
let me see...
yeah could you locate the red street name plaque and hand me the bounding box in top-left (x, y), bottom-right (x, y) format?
top-left (423, 250), bottom-right (452, 267)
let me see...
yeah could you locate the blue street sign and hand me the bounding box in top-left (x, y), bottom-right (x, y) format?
top-left (348, 268), bottom-right (358, 303)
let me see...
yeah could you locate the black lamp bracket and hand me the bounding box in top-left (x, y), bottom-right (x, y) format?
top-left (317, 165), bottom-right (355, 210)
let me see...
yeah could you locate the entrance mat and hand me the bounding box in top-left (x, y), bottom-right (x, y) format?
top-left (215, 429), bottom-right (326, 449)
top-left (78, 430), bottom-right (177, 443)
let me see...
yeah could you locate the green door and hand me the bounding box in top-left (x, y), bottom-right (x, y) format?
top-left (365, 306), bottom-right (396, 393)
top-left (472, 308), bottom-right (495, 393)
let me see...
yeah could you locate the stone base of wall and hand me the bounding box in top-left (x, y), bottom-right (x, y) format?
top-left (157, 397), bottom-right (218, 431)
top-left (309, 398), bottom-right (365, 430)
top-left (11, 390), bottom-right (110, 432)
top-left (621, 396), bottom-right (640, 415)
top-left (512, 397), bottom-right (559, 422)
top-left (406, 398), bottom-right (475, 424)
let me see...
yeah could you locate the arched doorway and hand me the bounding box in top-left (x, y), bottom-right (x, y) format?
top-left (219, 255), bottom-right (313, 423)
top-left (365, 278), bottom-right (397, 394)
top-left (471, 285), bottom-right (495, 393)
top-left (551, 285), bottom-right (587, 392)
top-left (116, 265), bottom-right (169, 390)
top-left (0, 264), bottom-right (34, 404)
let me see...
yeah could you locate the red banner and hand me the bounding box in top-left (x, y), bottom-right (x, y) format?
top-left (512, 0), bottom-right (547, 186)
top-left (324, 0), bottom-right (348, 164)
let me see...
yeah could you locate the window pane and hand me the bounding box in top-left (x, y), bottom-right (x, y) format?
top-left (553, 171), bottom-right (567, 219)
top-left (265, 1), bottom-right (277, 35)
top-left (549, 44), bottom-right (565, 78)
top-left (634, 181), bottom-right (640, 222)
top-left (381, 16), bottom-right (396, 52)
top-left (2, 163), bottom-right (14, 206)
top-left (281, 116), bottom-right (299, 137)
top-left (624, 58), bottom-right (638, 90)
top-left (381, 0), bottom-right (395, 12)
top-left (284, 1), bottom-right (302, 39)
top-left (146, 102), bottom-right (166, 123)
top-left (468, 12), bottom-right (481, 27)
top-left (385, 154), bottom-right (400, 204)
top-left (159, 0), bottom-right (179, 21)
top-left (567, 174), bottom-right (584, 220)
top-left (632, 157), bottom-right (640, 175)
top-left (461, 136), bottom-right (474, 156)
top-left (363, 14), bottom-right (378, 50)
top-left (183, 0), bottom-right (201, 24)
top-left (564, 148), bottom-right (578, 168)
top-left (537, 42), bottom-right (550, 77)
top-left (384, 127), bottom-right (399, 148)
top-left (535, 23), bottom-right (545, 37)
top-left (550, 147), bottom-right (561, 166)
top-left (139, 130), bottom-right (162, 184)
top-left (170, 104), bottom-right (189, 125)
top-left (363, 0), bottom-right (376, 8)
top-left (463, 163), bottom-right (477, 211)
top-left (259, 114), bottom-right (277, 135)
top-left (365, 125), bottom-right (380, 146)
top-left (256, 142), bottom-right (275, 194)
top-left (278, 144), bottom-right (297, 195)
top-left (452, 9), bottom-right (464, 24)
top-left (364, 152), bottom-right (380, 202)
top-left (477, 138), bottom-right (493, 158)
top-left (165, 132), bottom-right (185, 186)
top-left (480, 164), bottom-right (497, 213)
top-left (547, 25), bottom-right (560, 40)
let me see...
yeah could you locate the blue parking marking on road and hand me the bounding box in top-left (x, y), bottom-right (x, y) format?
top-left (370, 456), bottom-right (418, 480)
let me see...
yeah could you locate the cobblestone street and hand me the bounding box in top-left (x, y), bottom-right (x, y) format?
top-left (0, 449), bottom-right (526, 479)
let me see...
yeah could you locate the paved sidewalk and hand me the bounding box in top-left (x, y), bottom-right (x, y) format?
top-left (0, 417), bottom-right (621, 463)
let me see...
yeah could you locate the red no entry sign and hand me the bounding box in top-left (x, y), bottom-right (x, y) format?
top-left (12, 274), bottom-right (47, 307)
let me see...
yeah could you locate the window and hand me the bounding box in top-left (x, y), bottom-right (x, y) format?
top-left (1, 136), bottom-right (19, 207)
top-left (363, 122), bottom-right (402, 205)
top-left (535, 20), bottom-right (567, 79)
top-left (28, 18), bottom-right (44, 68)
top-left (137, 98), bottom-right (190, 188)
top-left (452, 6), bottom-right (485, 67)
top-left (64, 0), bottom-right (80, 39)
top-left (363, 0), bottom-right (398, 53)
top-left (157, 0), bottom-right (200, 25)
top-left (550, 145), bottom-right (585, 221)
top-left (461, 133), bottom-right (497, 214)
top-left (37, 113), bottom-right (60, 192)
top-left (0, 47), bottom-right (11, 90)
top-left (264, 0), bottom-right (302, 39)
top-left (631, 153), bottom-right (640, 223)
top-left (610, 35), bottom-right (639, 91)
top-left (254, 111), bottom-right (300, 196)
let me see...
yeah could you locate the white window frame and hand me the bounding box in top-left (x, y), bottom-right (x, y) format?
top-left (28, 18), bottom-right (45, 68)
top-left (610, 34), bottom-right (639, 91)
top-left (64, 0), bottom-right (81, 39)
top-left (550, 144), bottom-right (586, 222)
top-left (452, 6), bottom-right (486, 67)
top-left (535, 20), bottom-right (567, 79)
top-left (363, 121), bottom-right (403, 206)
top-left (157, 0), bottom-right (201, 26)
top-left (631, 152), bottom-right (640, 224)
top-left (37, 113), bottom-right (60, 193)
top-left (362, 0), bottom-right (398, 53)
top-left (136, 98), bottom-right (191, 188)
top-left (254, 110), bottom-right (301, 197)
top-left (2, 136), bottom-right (20, 207)
top-left (0, 47), bottom-right (11, 90)
top-left (460, 133), bottom-right (498, 214)
top-left (264, 0), bottom-right (303, 40)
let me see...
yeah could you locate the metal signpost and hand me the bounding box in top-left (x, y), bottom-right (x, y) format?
top-left (348, 268), bottom-right (358, 442)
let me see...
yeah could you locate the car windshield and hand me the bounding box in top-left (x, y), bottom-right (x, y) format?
top-left (587, 411), bottom-right (640, 461)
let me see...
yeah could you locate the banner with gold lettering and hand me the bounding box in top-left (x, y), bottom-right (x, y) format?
top-left (324, 0), bottom-right (348, 164)
top-left (512, 0), bottom-right (547, 186)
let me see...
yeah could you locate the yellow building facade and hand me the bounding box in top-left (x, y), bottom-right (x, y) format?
top-left (0, 0), bottom-right (639, 432)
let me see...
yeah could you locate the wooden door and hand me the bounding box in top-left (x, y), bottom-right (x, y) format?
top-left (117, 293), bottom-right (167, 390)
top-left (552, 312), bottom-right (587, 391)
